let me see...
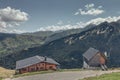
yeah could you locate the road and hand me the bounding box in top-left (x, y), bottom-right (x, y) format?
top-left (11, 70), bottom-right (120, 80)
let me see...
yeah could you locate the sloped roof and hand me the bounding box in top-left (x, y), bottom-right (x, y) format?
top-left (83, 47), bottom-right (99, 61)
top-left (44, 57), bottom-right (59, 65)
top-left (16, 56), bottom-right (59, 69)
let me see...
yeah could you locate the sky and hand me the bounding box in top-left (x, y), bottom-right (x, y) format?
top-left (0, 0), bottom-right (120, 33)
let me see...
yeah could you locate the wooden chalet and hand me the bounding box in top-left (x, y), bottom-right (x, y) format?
top-left (16, 56), bottom-right (60, 74)
top-left (83, 47), bottom-right (107, 70)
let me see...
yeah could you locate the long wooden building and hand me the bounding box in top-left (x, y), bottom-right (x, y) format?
top-left (16, 56), bottom-right (60, 74)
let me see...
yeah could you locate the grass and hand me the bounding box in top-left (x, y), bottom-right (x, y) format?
top-left (80, 72), bottom-right (120, 80)
top-left (0, 67), bottom-right (15, 79)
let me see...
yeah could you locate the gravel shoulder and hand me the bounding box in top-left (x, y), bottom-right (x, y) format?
top-left (10, 70), bottom-right (120, 80)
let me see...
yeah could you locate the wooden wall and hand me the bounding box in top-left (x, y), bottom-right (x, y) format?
top-left (88, 52), bottom-right (106, 67)
top-left (19, 62), bottom-right (57, 74)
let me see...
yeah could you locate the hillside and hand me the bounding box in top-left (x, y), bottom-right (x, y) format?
top-left (0, 67), bottom-right (15, 79)
top-left (45, 24), bottom-right (94, 43)
top-left (1, 21), bottom-right (120, 69)
top-left (0, 33), bottom-right (48, 57)
top-left (0, 28), bottom-right (92, 57)
top-left (23, 31), bottom-right (54, 37)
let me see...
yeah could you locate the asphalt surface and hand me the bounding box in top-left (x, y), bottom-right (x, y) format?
top-left (11, 70), bottom-right (120, 80)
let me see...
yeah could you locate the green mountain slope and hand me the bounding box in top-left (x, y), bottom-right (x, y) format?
top-left (0, 28), bottom-right (89, 56)
top-left (0, 32), bottom-right (50, 57)
top-left (1, 21), bottom-right (120, 69)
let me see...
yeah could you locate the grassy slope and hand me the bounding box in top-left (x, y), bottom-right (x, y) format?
top-left (0, 67), bottom-right (15, 79)
top-left (80, 72), bottom-right (120, 80)
top-left (0, 31), bottom-right (53, 56)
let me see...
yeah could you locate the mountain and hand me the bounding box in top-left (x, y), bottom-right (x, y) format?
top-left (1, 21), bottom-right (120, 69)
top-left (22, 31), bottom-right (54, 37)
top-left (45, 24), bottom-right (94, 44)
top-left (0, 31), bottom-right (52, 57)
top-left (0, 27), bottom-right (92, 57)
top-left (0, 28), bottom-right (90, 57)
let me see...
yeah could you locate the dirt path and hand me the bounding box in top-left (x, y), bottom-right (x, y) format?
top-left (11, 70), bottom-right (120, 80)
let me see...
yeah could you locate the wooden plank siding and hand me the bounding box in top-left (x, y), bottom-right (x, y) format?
top-left (19, 62), bottom-right (57, 74)
top-left (88, 52), bottom-right (106, 67)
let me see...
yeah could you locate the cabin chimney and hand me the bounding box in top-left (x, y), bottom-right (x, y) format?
top-left (44, 56), bottom-right (47, 61)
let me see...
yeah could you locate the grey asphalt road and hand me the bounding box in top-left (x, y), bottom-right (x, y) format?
top-left (11, 70), bottom-right (120, 80)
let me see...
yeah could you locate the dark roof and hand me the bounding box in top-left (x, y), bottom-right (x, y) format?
top-left (83, 47), bottom-right (99, 61)
top-left (16, 56), bottom-right (59, 69)
top-left (44, 57), bottom-right (59, 65)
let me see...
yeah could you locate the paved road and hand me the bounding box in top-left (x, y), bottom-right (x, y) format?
top-left (12, 70), bottom-right (120, 80)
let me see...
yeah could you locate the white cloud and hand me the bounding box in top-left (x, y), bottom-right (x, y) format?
top-left (0, 7), bottom-right (28, 22)
top-left (37, 16), bottom-right (120, 31)
top-left (74, 3), bottom-right (104, 16)
top-left (0, 28), bottom-right (26, 33)
top-left (9, 29), bottom-right (26, 33)
top-left (37, 25), bottom-right (79, 31)
top-left (37, 22), bottom-right (83, 31)
top-left (98, 6), bottom-right (103, 9)
top-left (0, 7), bottom-right (28, 33)
top-left (74, 12), bottom-right (79, 15)
top-left (85, 3), bottom-right (94, 9)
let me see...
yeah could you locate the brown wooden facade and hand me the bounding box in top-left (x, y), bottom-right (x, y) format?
top-left (18, 62), bottom-right (58, 74)
top-left (89, 52), bottom-right (106, 66)
top-left (98, 53), bottom-right (106, 65)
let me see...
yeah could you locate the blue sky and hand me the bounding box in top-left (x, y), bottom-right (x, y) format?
top-left (0, 0), bottom-right (120, 33)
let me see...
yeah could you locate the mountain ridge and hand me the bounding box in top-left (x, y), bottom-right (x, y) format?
top-left (1, 21), bottom-right (120, 69)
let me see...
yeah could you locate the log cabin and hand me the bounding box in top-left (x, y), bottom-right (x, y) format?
top-left (16, 56), bottom-right (60, 74)
top-left (83, 47), bottom-right (107, 70)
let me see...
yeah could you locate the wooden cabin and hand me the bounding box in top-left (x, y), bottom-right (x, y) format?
top-left (83, 47), bottom-right (107, 70)
top-left (16, 56), bottom-right (60, 74)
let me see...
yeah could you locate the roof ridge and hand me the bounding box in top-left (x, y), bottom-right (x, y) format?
top-left (36, 55), bottom-right (44, 61)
